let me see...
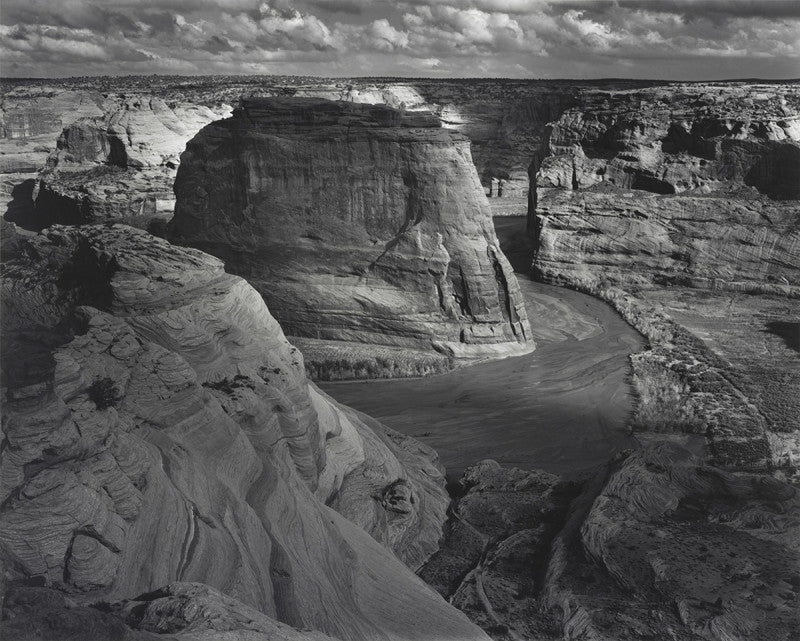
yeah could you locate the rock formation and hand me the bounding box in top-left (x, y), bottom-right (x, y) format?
top-left (534, 187), bottom-right (800, 296)
top-left (418, 460), bottom-right (578, 640)
top-left (0, 224), bottom-right (487, 641)
top-left (533, 84), bottom-right (800, 293)
top-left (170, 97), bottom-right (533, 363)
top-left (25, 98), bottom-right (230, 231)
top-left (544, 443), bottom-right (800, 641)
top-left (5, 77), bottom-right (799, 231)
top-left (418, 447), bottom-right (800, 641)
top-left (1, 88), bottom-right (105, 228)
top-left (528, 84), bottom-right (800, 471)
top-left (2, 582), bottom-right (338, 640)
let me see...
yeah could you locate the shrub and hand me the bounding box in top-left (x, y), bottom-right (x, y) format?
top-left (88, 377), bottom-right (120, 410)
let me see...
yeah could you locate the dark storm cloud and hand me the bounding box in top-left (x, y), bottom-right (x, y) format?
top-left (1, 0), bottom-right (798, 78)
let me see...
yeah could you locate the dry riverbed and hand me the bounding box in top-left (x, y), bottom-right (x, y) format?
top-left (321, 218), bottom-right (645, 480)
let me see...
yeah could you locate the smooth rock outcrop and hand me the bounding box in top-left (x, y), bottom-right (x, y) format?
top-left (0, 224), bottom-right (486, 641)
top-left (170, 97), bottom-right (533, 362)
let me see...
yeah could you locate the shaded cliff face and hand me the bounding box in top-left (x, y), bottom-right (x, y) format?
top-left (170, 97), bottom-right (533, 360)
top-left (0, 224), bottom-right (486, 641)
top-left (533, 84), bottom-right (800, 294)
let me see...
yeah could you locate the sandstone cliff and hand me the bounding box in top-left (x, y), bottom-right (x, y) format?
top-left (529, 84), bottom-right (800, 471)
top-left (26, 97), bottom-right (230, 231)
top-left (0, 224), bottom-right (486, 641)
top-left (533, 84), bottom-right (800, 294)
top-left (170, 97), bottom-right (533, 363)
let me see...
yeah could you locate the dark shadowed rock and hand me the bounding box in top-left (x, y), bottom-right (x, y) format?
top-left (543, 443), bottom-right (800, 641)
top-left (1, 582), bottom-right (337, 640)
top-left (417, 447), bottom-right (800, 641)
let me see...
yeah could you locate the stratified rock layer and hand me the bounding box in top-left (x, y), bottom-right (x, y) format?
top-left (0, 224), bottom-right (486, 641)
top-left (23, 98), bottom-right (231, 231)
top-left (534, 187), bottom-right (800, 295)
top-left (533, 84), bottom-right (800, 294)
top-left (171, 97), bottom-right (532, 360)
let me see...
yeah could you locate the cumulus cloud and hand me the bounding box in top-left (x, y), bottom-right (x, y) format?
top-left (0, 0), bottom-right (798, 78)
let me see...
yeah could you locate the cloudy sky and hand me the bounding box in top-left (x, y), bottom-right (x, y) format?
top-left (1, 0), bottom-right (799, 79)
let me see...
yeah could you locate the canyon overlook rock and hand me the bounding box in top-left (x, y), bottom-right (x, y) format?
top-left (0, 224), bottom-right (487, 641)
top-left (170, 97), bottom-right (533, 364)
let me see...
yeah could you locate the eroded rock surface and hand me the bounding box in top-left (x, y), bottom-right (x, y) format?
top-left (529, 83), bottom-right (800, 471)
top-left (27, 97), bottom-right (231, 231)
top-left (170, 97), bottom-right (533, 362)
top-left (0, 224), bottom-right (485, 641)
top-left (533, 84), bottom-right (800, 294)
top-left (418, 447), bottom-right (800, 641)
top-left (544, 443), bottom-right (800, 641)
top-left (2, 582), bottom-right (336, 641)
top-left (419, 460), bottom-right (578, 640)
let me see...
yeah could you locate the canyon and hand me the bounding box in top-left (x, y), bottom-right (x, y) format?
top-left (2, 76), bottom-right (799, 641)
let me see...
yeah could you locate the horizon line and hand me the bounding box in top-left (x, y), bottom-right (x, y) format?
top-left (2, 74), bottom-right (799, 84)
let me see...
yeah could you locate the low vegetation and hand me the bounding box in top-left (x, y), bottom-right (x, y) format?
top-left (292, 338), bottom-right (454, 381)
top-left (87, 377), bottom-right (120, 410)
top-left (307, 353), bottom-right (453, 381)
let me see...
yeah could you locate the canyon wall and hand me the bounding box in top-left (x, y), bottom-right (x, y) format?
top-left (170, 97), bottom-right (532, 360)
top-left (29, 97), bottom-right (230, 231)
top-left (0, 78), bottom-right (674, 231)
top-left (0, 223), bottom-right (486, 641)
top-left (527, 83), bottom-right (800, 471)
top-left (532, 83), bottom-right (800, 294)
